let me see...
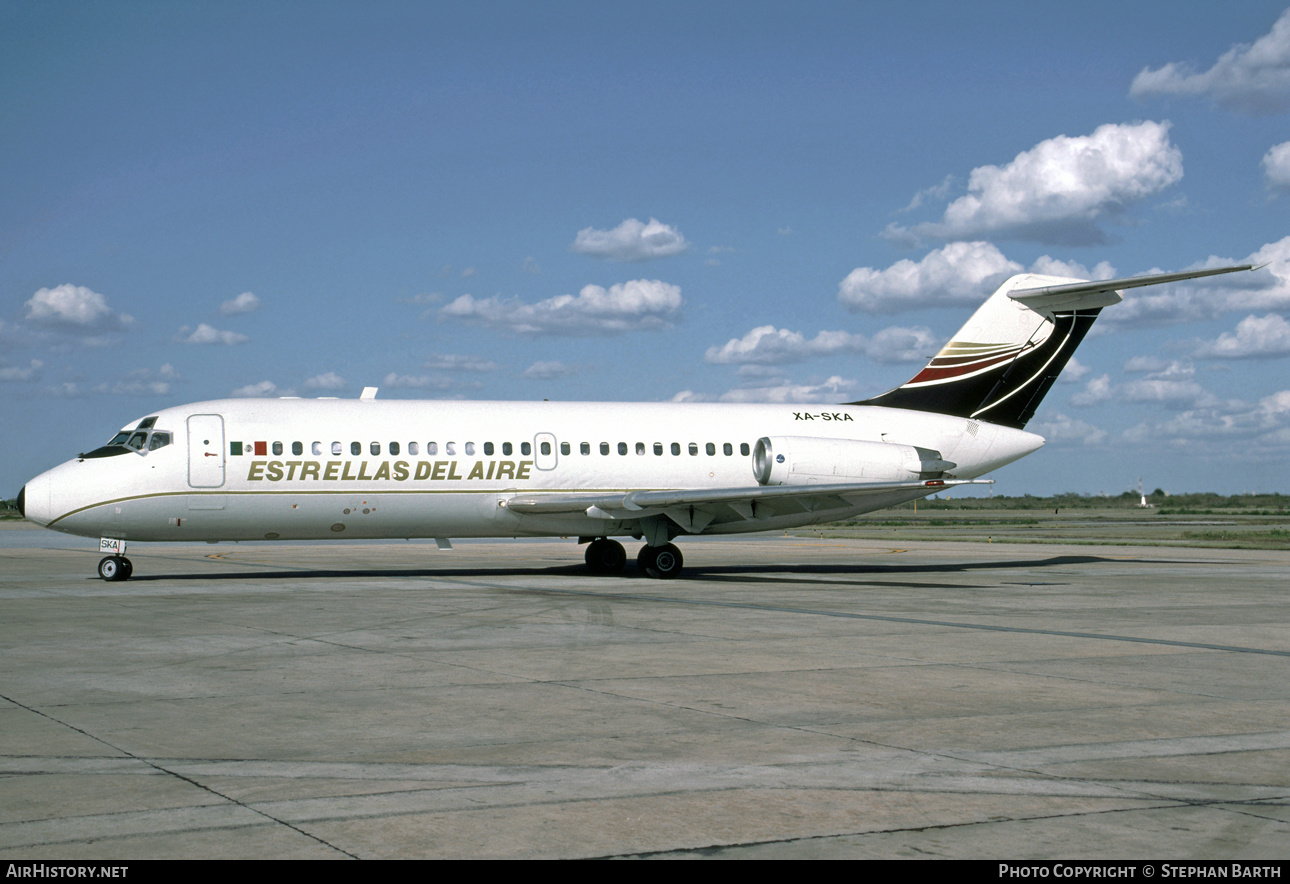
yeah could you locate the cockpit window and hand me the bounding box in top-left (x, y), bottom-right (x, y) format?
top-left (82, 427), bottom-right (172, 459)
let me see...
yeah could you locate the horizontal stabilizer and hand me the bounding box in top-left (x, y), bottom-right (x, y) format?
top-left (1008, 264), bottom-right (1254, 310)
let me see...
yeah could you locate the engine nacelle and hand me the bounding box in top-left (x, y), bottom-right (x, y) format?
top-left (752, 435), bottom-right (955, 486)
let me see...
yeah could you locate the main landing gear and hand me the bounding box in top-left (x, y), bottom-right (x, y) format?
top-left (584, 538), bottom-right (684, 579)
top-left (584, 538), bottom-right (627, 574)
top-left (98, 555), bottom-right (133, 582)
top-left (636, 543), bottom-right (683, 579)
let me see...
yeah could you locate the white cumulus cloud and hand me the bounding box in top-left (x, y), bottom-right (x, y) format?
top-left (423, 354), bottom-right (499, 372)
top-left (1027, 412), bottom-right (1108, 447)
top-left (1073, 360), bottom-right (1215, 408)
top-left (1193, 314), bottom-right (1290, 358)
top-left (440, 279), bottom-right (682, 334)
top-left (24, 284), bottom-right (133, 329)
top-left (1263, 141), bottom-right (1290, 189)
top-left (220, 291), bottom-right (261, 315)
top-left (0, 359), bottom-right (42, 382)
top-left (1123, 389), bottom-right (1290, 455)
top-left (838, 243), bottom-right (1114, 315)
top-left (571, 218), bottom-right (690, 261)
top-left (303, 371), bottom-right (347, 391)
top-left (179, 324), bottom-right (250, 345)
top-left (231, 380), bottom-right (287, 398)
top-left (521, 361), bottom-right (577, 379)
top-left (839, 242), bottom-right (1022, 313)
top-left (96, 365), bottom-right (180, 396)
top-left (673, 375), bottom-right (859, 404)
top-left (705, 324), bottom-right (937, 366)
top-left (380, 372), bottom-right (482, 392)
top-left (884, 122), bottom-right (1183, 246)
top-left (1130, 9), bottom-right (1290, 114)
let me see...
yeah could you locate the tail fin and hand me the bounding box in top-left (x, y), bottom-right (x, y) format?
top-left (852, 264), bottom-right (1255, 429)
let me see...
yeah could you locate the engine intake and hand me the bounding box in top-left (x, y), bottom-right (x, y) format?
top-left (752, 436), bottom-right (955, 486)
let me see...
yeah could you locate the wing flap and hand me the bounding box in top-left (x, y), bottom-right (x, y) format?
top-left (504, 478), bottom-right (991, 518)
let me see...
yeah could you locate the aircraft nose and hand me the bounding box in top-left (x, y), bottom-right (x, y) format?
top-left (20, 472), bottom-right (52, 526)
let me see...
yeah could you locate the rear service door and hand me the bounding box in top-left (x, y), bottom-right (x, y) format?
top-left (187, 414), bottom-right (226, 488)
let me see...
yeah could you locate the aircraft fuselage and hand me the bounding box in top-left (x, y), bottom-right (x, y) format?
top-left (20, 398), bottom-right (1041, 544)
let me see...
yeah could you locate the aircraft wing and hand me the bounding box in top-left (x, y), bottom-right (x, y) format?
top-left (504, 478), bottom-right (990, 524)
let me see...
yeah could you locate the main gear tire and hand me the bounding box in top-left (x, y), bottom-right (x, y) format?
top-left (584, 539), bottom-right (627, 574)
top-left (642, 543), bottom-right (683, 579)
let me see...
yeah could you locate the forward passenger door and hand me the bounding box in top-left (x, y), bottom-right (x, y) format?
top-left (187, 414), bottom-right (226, 488)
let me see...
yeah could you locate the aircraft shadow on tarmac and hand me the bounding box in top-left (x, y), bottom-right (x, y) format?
top-left (111, 553), bottom-right (1189, 585)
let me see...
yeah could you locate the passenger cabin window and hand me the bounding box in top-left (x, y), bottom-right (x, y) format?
top-left (293, 441), bottom-right (303, 455)
top-left (351, 442), bottom-right (361, 455)
top-left (332, 442), bottom-right (342, 455)
top-left (446, 442), bottom-right (456, 455)
top-left (671, 442), bottom-right (681, 456)
top-left (521, 442), bottom-right (531, 456)
top-left (313, 442), bottom-right (323, 455)
top-left (654, 442), bottom-right (663, 456)
top-left (723, 443), bottom-right (732, 456)
top-left (484, 442), bottom-right (494, 456)
top-left (706, 442), bottom-right (715, 456)
top-left (688, 443), bottom-right (698, 456)
top-left (503, 442), bottom-right (513, 456)
top-left (560, 442), bottom-right (570, 455)
top-left (428, 442), bottom-right (438, 455)
top-left (273, 442), bottom-right (283, 456)
top-left (408, 442), bottom-right (419, 455)
top-left (740, 442), bottom-right (750, 456)
top-left (371, 442), bottom-right (381, 455)
top-left (600, 442), bottom-right (610, 455)
top-left (465, 442), bottom-right (476, 455)
top-left (540, 441), bottom-right (551, 456)
top-left (389, 441), bottom-right (400, 455)
top-left (580, 442), bottom-right (590, 455)
top-left (618, 442), bottom-right (628, 455)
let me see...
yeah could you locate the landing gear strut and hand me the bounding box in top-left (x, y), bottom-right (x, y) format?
top-left (636, 543), bottom-right (683, 579)
top-left (584, 538), bottom-right (627, 574)
top-left (98, 555), bottom-right (133, 582)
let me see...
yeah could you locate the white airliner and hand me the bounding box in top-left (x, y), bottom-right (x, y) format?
top-left (18, 263), bottom-right (1253, 581)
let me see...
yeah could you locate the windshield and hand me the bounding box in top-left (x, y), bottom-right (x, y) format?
top-left (81, 421), bottom-right (171, 459)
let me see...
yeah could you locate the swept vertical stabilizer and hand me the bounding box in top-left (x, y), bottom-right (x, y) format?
top-left (852, 264), bottom-right (1254, 429)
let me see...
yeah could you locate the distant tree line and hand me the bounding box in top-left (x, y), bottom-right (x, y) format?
top-left (907, 492), bottom-right (1288, 511)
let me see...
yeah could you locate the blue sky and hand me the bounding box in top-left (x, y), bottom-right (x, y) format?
top-left (4, 0), bottom-right (1289, 497)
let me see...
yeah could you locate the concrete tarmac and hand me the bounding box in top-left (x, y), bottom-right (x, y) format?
top-left (1, 534), bottom-right (1288, 859)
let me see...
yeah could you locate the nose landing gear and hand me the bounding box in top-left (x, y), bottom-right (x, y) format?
top-left (98, 556), bottom-right (133, 581)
